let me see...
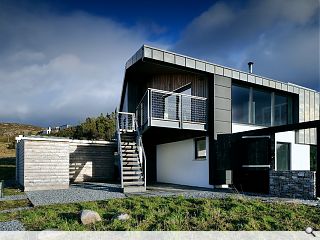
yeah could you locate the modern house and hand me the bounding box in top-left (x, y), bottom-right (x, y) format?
top-left (117, 45), bottom-right (319, 198)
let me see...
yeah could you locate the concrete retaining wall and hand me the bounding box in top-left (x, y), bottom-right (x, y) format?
top-left (269, 170), bottom-right (316, 199)
top-left (16, 137), bottom-right (116, 191)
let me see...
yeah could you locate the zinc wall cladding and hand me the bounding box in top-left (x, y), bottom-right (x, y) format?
top-left (16, 141), bottom-right (24, 187)
top-left (129, 45), bottom-right (319, 144)
top-left (23, 140), bottom-right (69, 191)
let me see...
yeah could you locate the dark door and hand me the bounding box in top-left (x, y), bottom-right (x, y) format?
top-left (234, 136), bottom-right (271, 194)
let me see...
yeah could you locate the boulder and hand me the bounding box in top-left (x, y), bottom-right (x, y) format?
top-left (116, 213), bottom-right (130, 221)
top-left (80, 210), bottom-right (102, 225)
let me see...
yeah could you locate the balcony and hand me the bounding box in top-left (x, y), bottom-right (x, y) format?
top-left (136, 88), bottom-right (207, 132)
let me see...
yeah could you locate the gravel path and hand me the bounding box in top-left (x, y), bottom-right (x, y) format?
top-left (0, 194), bottom-right (28, 201)
top-left (0, 220), bottom-right (25, 231)
top-left (26, 183), bottom-right (125, 206)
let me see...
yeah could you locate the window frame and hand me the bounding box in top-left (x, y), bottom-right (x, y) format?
top-left (276, 141), bottom-right (291, 171)
top-left (194, 137), bottom-right (207, 160)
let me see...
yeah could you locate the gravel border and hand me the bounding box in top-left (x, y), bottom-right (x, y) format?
top-left (0, 220), bottom-right (25, 231)
top-left (26, 183), bottom-right (125, 206)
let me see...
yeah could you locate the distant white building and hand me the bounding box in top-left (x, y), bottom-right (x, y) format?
top-left (42, 127), bottom-right (51, 135)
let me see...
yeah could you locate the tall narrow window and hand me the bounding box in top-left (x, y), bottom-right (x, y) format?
top-left (252, 89), bottom-right (271, 126)
top-left (274, 94), bottom-right (288, 125)
top-left (276, 142), bottom-right (290, 170)
top-left (232, 85), bottom-right (250, 124)
top-left (195, 138), bottom-right (206, 159)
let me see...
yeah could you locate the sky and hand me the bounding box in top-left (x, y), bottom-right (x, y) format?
top-left (0, 0), bottom-right (319, 127)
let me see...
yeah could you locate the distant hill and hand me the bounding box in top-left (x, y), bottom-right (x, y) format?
top-left (0, 122), bottom-right (43, 139)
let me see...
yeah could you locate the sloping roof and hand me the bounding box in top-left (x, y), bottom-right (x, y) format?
top-left (125, 45), bottom-right (318, 94)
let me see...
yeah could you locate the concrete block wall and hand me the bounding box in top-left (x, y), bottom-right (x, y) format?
top-left (269, 170), bottom-right (316, 199)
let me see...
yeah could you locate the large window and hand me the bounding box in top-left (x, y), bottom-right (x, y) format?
top-left (232, 84), bottom-right (292, 126)
top-left (276, 142), bottom-right (291, 170)
top-left (252, 89), bottom-right (271, 126)
top-left (232, 85), bottom-right (250, 124)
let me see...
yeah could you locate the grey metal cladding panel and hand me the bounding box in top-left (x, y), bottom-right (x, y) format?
top-left (153, 49), bottom-right (164, 61)
top-left (315, 93), bottom-right (319, 120)
top-left (215, 75), bottom-right (231, 88)
top-left (304, 90), bottom-right (310, 121)
top-left (205, 63), bottom-right (214, 73)
top-left (310, 91), bottom-right (315, 120)
top-left (196, 61), bottom-right (205, 71)
top-left (299, 90), bottom-right (305, 122)
top-left (293, 87), bottom-right (299, 94)
top-left (248, 75), bottom-right (255, 83)
top-left (215, 66), bottom-right (223, 76)
top-left (215, 120), bottom-right (231, 133)
top-left (262, 78), bottom-right (269, 87)
top-left (223, 68), bottom-right (232, 78)
top-left (164, 52), bottom-right (175, 63)
top-left (310, 128), bottom-right (316, 145)
top-left (240, 72), bottom-right (248, 81)
top-left (305, 128), bottom-right (310, 144)
top-left (232, 71), bottom-right (240, 79)
top-left (288, 85), bottom-right (294, 92)
top-left (297, 129), bottom-right (305, 144)
top-left (281, 83), bottom-right (288, 91)
top-left (215, 85), bottom-right (231, 99)
top-left (256, 77), bottom-right (263, 85)
top-left (215, 97), bottom-right (231, 111)
top-left (269, 81), bottom-right (276, 88)
top-left (144, 46), bottom-right (152, 58)
top-left (275, 82), bottom-right (282, 90)
top-left (175, 55), bottom-right (186, 66)
top-left (215, 109), bottom-right (231, 122)
top-left (186, 58), bottom-right (196, 68)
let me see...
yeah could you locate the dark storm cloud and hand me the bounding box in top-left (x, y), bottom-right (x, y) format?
top-left (174, 0), bottom-right (320, 91)
top-left (0, 2), bottom-right (167, 127)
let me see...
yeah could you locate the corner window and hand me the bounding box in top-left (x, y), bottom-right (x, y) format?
top-left (276, 142), bottom-right (290, 170)
top-left (252, 89), bottom-right (271, 126)
top-left (195, 138), bottom-right (206, 159)
top-left (232, 85), bottom-right (250, 124)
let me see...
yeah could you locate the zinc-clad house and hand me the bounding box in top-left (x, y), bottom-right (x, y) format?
top-left (117, 45), bottom-right (319, 199)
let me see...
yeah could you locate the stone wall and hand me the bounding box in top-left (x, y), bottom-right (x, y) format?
top-left (269, 170), bottom-right (316, 199)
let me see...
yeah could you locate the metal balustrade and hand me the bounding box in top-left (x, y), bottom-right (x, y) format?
top-left (118, 112), bottom-right (135, 131)
top-left (136, 88), bottom-right (207, 131)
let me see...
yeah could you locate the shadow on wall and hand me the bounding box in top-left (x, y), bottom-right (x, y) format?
top-left (69, 144), bottom-right (117, 183)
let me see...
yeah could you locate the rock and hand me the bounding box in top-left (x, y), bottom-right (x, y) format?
top-left (80, 210), bottom-right (102, 225)
top-left (116, 213), bottom-right (130, 221)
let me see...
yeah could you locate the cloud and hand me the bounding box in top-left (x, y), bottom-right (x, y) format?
top-left (174, 0), bottom-right (320, 91)
top-left (0, 2), bottom-right (167, 127)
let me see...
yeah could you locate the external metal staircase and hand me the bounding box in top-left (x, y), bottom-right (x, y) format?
top-left (117, 112), bottom-right (146, 193)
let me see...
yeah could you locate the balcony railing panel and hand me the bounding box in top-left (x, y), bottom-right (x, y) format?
top-left (136, 88), bottom-right (207, 131)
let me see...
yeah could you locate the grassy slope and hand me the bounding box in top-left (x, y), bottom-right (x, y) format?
top-left (0, 196), bottom-right (319, 231)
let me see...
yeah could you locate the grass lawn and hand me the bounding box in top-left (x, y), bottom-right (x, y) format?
top-left (0, 196), bottom-right (319, 231)
top-left (0, 199), bottom-right (31, 211)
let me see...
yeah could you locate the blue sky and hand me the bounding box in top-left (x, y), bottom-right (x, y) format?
top-left (0, 0), bottom-right (319, 126)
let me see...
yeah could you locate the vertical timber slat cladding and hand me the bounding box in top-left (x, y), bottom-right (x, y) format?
top-left (147, 73), bottom-right (208, 97)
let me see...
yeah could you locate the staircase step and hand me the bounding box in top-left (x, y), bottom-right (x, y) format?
top-left (123, 162), bottom-right (140, 166)
top-left (122, 149), bottom-right (137, 153)
top-left (121, 142), bottom-right (136, 146)
top-left (123, 166), bottom-right (141, 170)
top-left (123, 186), bottom-right (146, 193)
top-left (121, 145), bottom-right (137, 149)
top-left (123, 181), bottom-right (144, 186)
top-left (123, 175), bottom-right (142, 180)
top-left (123, 170), bottom-right (142, 175)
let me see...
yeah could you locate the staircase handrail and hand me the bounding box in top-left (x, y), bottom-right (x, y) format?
top-left (116, 111), bottom-right (124, 188)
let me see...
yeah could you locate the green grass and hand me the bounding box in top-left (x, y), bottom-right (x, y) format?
top-left (3, 187), bottom-right (23, 196)
top-left (0, 199), bottom-right (31, 211)
top-left (0, 196), bottom-right (319, 231)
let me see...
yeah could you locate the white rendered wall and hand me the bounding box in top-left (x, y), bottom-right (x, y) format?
top-left (157, 138), bottom-right (212, 188)
top-left (232, 123), bottom-right (310, 170)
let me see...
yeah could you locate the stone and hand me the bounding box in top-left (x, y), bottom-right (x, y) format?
top-left (116, 213), bottom-right (130, 221)
top-left (80, 210), bottom-right (102, 225)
